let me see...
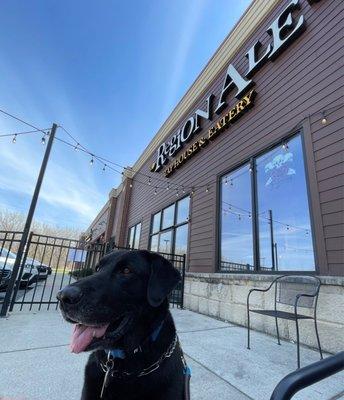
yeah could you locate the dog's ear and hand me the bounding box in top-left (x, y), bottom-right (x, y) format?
top-left (147, 252), bottom-right (181, 307)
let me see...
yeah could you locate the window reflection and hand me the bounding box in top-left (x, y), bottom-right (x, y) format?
top-left (220, 164), bottom-right (254, 271)
top-left (152, 212), bottom-right (161, 233)
top-left (162, 204), bottom-right (175, 229)
top-left (128, 222), bottom-right (141, 249)
top-left (159, 230), bottom-right (173, 253)
top-left (150, 234), bottom-right (159, 252)
top-left (175, 224), bottom-right (188, 255)
top-left (256, 135), bottom-right (314, 271)
top-left (176, 197), bottom-right (190, 224)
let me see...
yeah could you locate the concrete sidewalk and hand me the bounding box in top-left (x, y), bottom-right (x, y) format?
top-left (0, 309), bottom-right (343, 400)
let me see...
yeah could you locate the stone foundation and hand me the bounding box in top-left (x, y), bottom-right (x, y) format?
top-left (183, 273), bottom-right (344, 354)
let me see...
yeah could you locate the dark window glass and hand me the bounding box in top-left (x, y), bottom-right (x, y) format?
top-left (162, 204), bottom-right (175, 229)
top-left (133, 223), bottom-right (141, 249)
top-left (175, 224), bottom-right (188, 255)
top-left (176, 197), bottom-right (190, 224)
top-left (159, 230), bottom-right (173, 253)
top-left (256, 135), bottom-right (315, 271)
top-left (220, 164), bottom-right (254, 271)
top-left (150, 234), bottom-right (159, 252)
top-left (128, 222), bottom-right (141, 249)
top-left (152, 212), bottom-right (161, 233)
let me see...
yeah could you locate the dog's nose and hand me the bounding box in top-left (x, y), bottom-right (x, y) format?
top-left (57, 285), bottom-right (83, 304)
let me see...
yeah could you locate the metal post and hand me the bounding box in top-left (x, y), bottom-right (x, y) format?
top-left (269, 209), bottom-right (276, 270)
top-left (0, 123), bottom-right (57, 317)
top-left (274, 243), bottom-right (279, 271)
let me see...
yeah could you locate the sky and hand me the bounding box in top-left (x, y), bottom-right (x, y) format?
top-left (0, 0), bottom-right (251, 231)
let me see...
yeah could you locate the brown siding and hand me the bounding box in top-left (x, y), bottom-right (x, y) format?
top-left (125, 0), bottom-right (344, 275)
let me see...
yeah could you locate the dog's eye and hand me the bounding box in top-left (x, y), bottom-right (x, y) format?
top-left (120, 266), bottom-right (132, 275)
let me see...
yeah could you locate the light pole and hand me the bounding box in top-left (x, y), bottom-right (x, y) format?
top-left (1, 123), bottom-right (57, 317)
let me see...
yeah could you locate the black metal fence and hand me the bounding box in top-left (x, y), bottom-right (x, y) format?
top-left (0, 231), bottom-right (185, 315)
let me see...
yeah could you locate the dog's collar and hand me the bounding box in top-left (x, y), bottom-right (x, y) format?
top-left (108, 319), bottom-right (165, 360)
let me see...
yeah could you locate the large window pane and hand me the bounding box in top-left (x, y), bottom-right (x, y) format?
top-left (176, 197), bottom-right (190, 224)
top-left (256, 135), bottom-right (315, 271)
top-left (159, 230), bottom-right (173, 253)
top-left (150, 234), bottom-right (159, 252)
top-left (152, 212), bottom-right (161, 233)
top-left (220, 164), bottom-right (254, 271)
top-left (133, 223), bottom-right (141, 249)
top-left (175, 224), bottom-right (188, 255)
top-left (162, 204), bottom-right (175, 229)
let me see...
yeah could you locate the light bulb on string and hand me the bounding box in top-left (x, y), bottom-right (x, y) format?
top-left (321, 112), bottom-right (327, 125)
top-left (176, 189), bottom-right (179, 197)
top-left (282, 141), bottom-right (289, 150)
top-left (102, 164), bottom-right (106, 172)
top-left (148, 177), bottom-right (152, 186)
top-left (206, 186), bottom-right (209, 193)
top-left (230, 179), bottom-right (233, 186)
top-left (74, 143), bottom-right (79, 151)
top-left (154, 187), bottom-right (157, 195)
top-left (225, 176), bottom-right (228, 185)
top-left (90, 156), bottom-right (94, 166)
top-left (166, 183), bottom-right (170, 191)
top-left (190, 188), bottom-right (195, 197)
top-left (182, 186), bottom-right (185, 194)
top-left (41, 135), bottom-right (46, 145)
top-left (12, 134), bottom-right (17, 144)
top-left (130, 182), bottom-right (133, 188)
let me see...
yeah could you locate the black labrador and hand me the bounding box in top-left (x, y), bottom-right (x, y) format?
top-left (57, 250), bottom-right (188, 400)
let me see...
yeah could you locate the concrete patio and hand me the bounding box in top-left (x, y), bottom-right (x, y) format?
top-left (0, 308), bottom-right (343, 400)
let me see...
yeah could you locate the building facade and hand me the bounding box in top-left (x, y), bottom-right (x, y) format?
top-left (86, 0), bottom-right (344, 353)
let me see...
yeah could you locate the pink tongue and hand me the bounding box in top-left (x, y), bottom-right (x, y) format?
top-left (70, 323), bottom-right (109, 353)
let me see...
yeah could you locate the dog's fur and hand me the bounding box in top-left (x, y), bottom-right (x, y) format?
top-left (58, 250), bottom-right (185, 400)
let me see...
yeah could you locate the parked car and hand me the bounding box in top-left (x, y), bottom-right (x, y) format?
top-left (0, 248), bottom-right (39, 288)
top-left (25, 257), bottom-right (51, 279)
top-left (0, 261), bottom-right (11, 290)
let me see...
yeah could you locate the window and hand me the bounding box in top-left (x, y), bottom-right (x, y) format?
top-left (127, 222), bottom-right (142, 249)
top-left (220, 133), bottom-right (315, 272)
top-left (150, 197), bottom-right (190, 255)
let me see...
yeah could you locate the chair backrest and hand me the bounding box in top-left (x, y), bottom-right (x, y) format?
top-left (275, 275), bottom-right (321, 308)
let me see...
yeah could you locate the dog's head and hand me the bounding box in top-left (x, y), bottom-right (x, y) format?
top-left (57, 250), bottom-right (181, 353)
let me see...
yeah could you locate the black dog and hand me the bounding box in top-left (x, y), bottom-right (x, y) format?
top-left (58, 250), bottom-right (189, 400)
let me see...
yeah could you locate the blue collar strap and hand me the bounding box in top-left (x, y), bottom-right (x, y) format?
top-left (109, 319), bottom-right (165, 359)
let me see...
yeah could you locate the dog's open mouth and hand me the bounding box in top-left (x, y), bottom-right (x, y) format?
top-left (69, 314), bottom-right (133, 354)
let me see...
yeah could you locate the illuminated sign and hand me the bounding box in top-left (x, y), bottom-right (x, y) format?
top-left (150, 0), bottom-right (310, 175)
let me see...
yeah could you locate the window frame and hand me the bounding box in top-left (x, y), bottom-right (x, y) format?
top-left (149, 195), bottom-right (190, 256)
top-left (127, 221), bottom-right (142, 249)
top-left (217, 130), bottom-right (317, 275)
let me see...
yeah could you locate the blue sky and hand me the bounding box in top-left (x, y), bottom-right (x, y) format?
top-left (0, 0), bottom-right (251, 230)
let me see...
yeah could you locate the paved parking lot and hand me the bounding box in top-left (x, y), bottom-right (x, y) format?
top-left (0, 272), bottom-right (75, 312)
top-left (0, 308), bottom-right (343, 400)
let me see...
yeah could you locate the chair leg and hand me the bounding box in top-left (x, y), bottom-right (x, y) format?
top-left (295, 318), bottom-right (301, 369)
top-left (275, 316), bottom-right (281, 345)
top-left (314, 317), bottom-right (323, 360)
top-left (247, 309), bottom-right (251, 350)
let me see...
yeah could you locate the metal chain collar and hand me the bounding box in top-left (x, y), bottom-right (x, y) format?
top-left (100, 334), bottom-right (178, 379)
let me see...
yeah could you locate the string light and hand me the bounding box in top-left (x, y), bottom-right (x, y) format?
top-left (282, 141), bottom-right (289, 150)
top-left (148, 177), bottom-right (152, 186)
top-left (166, 183), bottom-right (170, 191)
top-left (41, 135), bottom-right (46, 145)
top-left (74, 143), bottom-right (79, 151)
top-left (176, 189), bottom-right (179, 197)
top-left (225, 177), bottom-right (228, 185)
top-left (12, 134), bottom-right (17, 144)
top-left (90, 156), bottom-right (94, 166)
top-left (206, 186), bottom-right (209, 193)
top-left (102, 164), bottom-right (106, 172)
top-left (182, 186), bottom-right (186, 194)
top-left (154, 187), bottom-right (157, 195)
top-left (321, 112), bottom-right (327, 125)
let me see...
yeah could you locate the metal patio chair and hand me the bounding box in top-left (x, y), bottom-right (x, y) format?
top-left (247, 275), bottom-right (323, 369)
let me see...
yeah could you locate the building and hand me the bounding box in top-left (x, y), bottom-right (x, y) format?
top-left (85, 0), bottom-right (343, 353)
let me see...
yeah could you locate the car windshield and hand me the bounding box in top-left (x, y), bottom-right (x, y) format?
top-left (0, 248), bottom-right (16, 259)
